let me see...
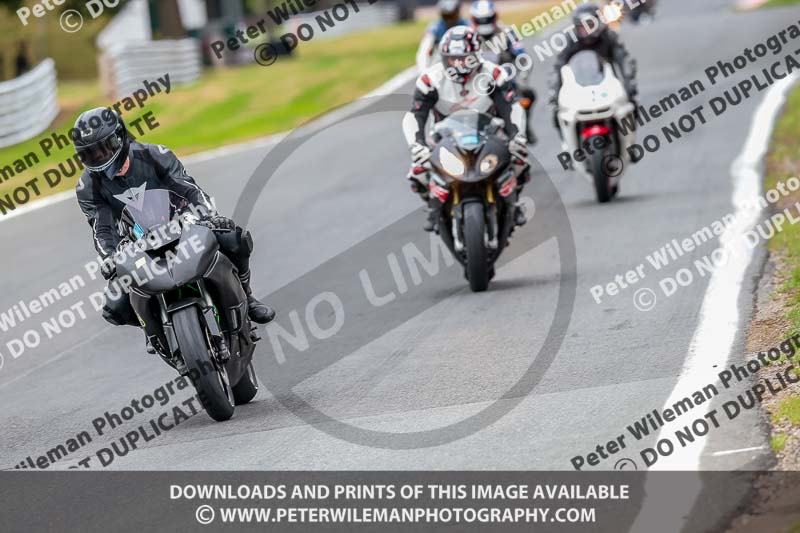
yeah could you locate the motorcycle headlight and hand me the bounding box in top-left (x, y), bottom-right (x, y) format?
top-left (480, 154), bottom-right (499, 174)
top-left (440, 147), bottom-right (465, 177)
top-left (603, 4), bottom-right (622, 23)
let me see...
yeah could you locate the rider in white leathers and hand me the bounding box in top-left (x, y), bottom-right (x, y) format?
top-left (402, 26), bottom-right (529, 231)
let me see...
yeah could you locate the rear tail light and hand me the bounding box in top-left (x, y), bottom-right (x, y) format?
top-left (581, 124), bottom-right (611, 139)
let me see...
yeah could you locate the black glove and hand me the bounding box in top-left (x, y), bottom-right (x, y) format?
top-left (625, 82), bottom-right (638, 101)
top-left (198, 214), bottom-right (236, 230)
top-left (100, 256), bottom-right (116, 280)
top-left (509, 133), bottom-right (529, 161)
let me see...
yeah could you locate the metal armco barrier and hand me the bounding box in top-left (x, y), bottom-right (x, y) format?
top-left (100, 39), bottom-right (201, 98)
top-left (0, 59), bottom-right (59, 149)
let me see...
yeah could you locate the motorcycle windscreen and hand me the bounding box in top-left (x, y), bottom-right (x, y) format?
top-left (122, 189), bottom-right (187, 240)
top-left (436, 110), bottom-right (494, 146)
top-left (433, 110), bottom-right (503, 182)
top-left (567, 50), bottom-right (605, 87)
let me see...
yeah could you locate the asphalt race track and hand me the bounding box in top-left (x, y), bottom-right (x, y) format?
top-left (1, 0), bottom-right (798, 528)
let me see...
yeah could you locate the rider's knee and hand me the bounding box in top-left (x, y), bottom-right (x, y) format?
top-left (216, 227), bottom-right (253, 258)
top-left (102, 304), bottom-right (127, 326)
top-left (102, 293), bottom-right (138, 327)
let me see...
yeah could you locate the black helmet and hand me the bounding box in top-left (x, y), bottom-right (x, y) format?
top-left (440, 26), bottom-right (482, 83)
top-left (573, 3), bottom-right (606, 45)
top-left (73, 107), bottom-right (131, 179)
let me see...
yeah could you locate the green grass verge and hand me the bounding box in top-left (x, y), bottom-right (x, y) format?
top-left (763, 0), bottom-right (800, 7)
top-left (0, 3), bottom-right (558, 205)
top-left (766, 85), bottom-right (800, 332)
top-left (773, 396), bottom-right (800, 425)
top-left (771, 432), bottom-right (788, 452)
top-left (764, 83), bottom-right (800, 457)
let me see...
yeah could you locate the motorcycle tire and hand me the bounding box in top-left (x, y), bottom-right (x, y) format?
top-left (464, 202), bottom-right (490, 292)
top-left (590, 149), bottom-right (612, 203)
top-left (173, 307), bottom-right (235, 422)
top-left (232, 361), bottom-right (259, 405)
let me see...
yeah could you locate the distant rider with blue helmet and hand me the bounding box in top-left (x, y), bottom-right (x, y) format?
top-left (416, 0), bottom-right (468, 72)
top-left (469, 0), bottom-right (536, 142)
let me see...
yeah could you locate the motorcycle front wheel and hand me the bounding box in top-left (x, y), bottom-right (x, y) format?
top-left (464, 202), bottom-right (490, 292)
top-left (232, 361), bottom-right (259, 405)
top-left (173, 307), bottom-right (235, 422)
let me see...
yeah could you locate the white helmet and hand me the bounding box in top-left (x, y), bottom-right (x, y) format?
top-left (469, 0), bottom-right (497, 38)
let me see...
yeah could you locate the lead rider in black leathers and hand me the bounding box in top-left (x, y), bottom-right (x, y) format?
top-left (74, 108), bottom-right (275, 346)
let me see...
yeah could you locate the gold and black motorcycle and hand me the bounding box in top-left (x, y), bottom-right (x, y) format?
top-left (425, 109), bottom-right (527, 292)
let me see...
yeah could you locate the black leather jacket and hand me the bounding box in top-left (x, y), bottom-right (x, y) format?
top-left (76, 141), bottom-right (212, 258)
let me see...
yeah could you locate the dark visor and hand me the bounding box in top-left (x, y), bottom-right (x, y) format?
top-left (76, 133), bottom-right (122, 170)
top-left (445, 54), bottom-right (477, 73)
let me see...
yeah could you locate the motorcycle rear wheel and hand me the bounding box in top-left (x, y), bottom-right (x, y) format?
top-left (173, 307), bottom-right (235, 422)
top-left (590, 149), bottom-right (612, 203)
top-left (464, 202), bottom-right (490, 292)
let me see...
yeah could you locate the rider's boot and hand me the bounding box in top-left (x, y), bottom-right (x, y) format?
top-left (409, 167), bottom-right (437, 231)
top-left (239, 269), bottom-right (276, 324)
top-left (423, 205), bottom-right (438, 232)
top-left (514, 171), bottom-right (530, 227)
top-left (514, 204), bottom-right (528, 227)
top-left (526, 124), bottom-right (537, 146)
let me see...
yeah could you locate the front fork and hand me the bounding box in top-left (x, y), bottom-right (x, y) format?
top-left (159, 281), bottom-right (231, 376)
top-left (429, 178), bottom-right (505, 254)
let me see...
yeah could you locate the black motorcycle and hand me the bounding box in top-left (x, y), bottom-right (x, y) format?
top-left (115, 189), bottom-right (259, 422)
top-left (426, 110), bottom-right (525, 292)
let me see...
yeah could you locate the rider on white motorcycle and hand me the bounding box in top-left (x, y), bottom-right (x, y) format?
top-left (403, 25), bottom-right (529, 232)
top-left (469, 0), bottom-right (537, 142)
top-left (548, 3), bottom-right (638, 134)
top-left (416, 0), bottom-right (469, 72)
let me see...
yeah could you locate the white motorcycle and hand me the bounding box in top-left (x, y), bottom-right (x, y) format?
top-left (556, 50), bottom-right (635, 203)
